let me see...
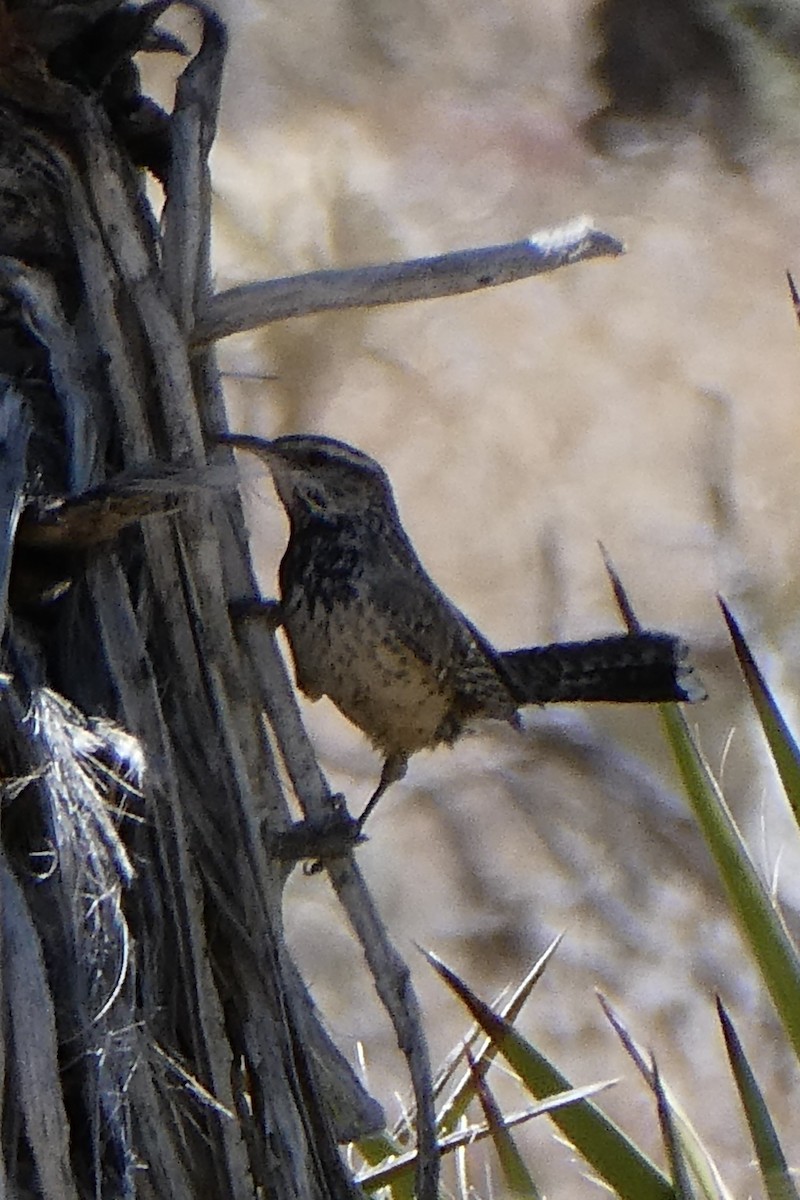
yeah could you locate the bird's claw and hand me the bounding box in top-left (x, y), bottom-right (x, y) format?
top-left (229, 595), bottom-right (283, 630)
top-left (271, 796), bottom-right (365, 869)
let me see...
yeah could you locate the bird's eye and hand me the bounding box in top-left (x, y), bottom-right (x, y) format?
top-left (304, 450), bottom-right (331, 470)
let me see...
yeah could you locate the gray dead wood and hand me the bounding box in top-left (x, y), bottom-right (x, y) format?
top-left (0, 5), bottom-right (373, 1198)
top-left (194, 220), bottom-right (624, 343)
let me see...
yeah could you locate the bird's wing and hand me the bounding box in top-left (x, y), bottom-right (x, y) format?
top-left (365, 555), bottom-right (514, 719)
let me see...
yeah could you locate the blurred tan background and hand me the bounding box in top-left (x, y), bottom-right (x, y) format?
top-left (187, 1), bottom-right (800, 1191)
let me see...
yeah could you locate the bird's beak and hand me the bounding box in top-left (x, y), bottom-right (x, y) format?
top-left (217, 432), bottom-right (298, 509)
top-left (215, 432), bottom-right (278, 461)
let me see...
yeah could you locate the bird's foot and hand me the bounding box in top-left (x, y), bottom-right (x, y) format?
top-left (229, 595), bottom-right (283, 630)
top-left (271, 796), bottom-right (364, 871)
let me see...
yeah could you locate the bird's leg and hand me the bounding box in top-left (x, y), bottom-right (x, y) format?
top-left (357, 753), bottom-right (408, 832)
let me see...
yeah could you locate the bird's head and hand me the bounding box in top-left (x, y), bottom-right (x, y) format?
top-left (219, 432), bottom-right (395, 522)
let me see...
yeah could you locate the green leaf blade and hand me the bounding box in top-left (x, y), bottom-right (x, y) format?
top-left (467, 1048), bottom-right (542, 1199)
top-left (716, 998), bottom-right (799, 1200)
top-left (425, 950), bottom-right (673, 1200)
top-left (720, 600), bottom-right (800, 825)
top-left (661, 704), bottom-right (800, 1061)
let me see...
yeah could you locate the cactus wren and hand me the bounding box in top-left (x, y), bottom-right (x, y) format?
top-left (223, 433), bottom-right (702, 829)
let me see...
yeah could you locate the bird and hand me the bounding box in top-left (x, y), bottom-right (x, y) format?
top-left (221, 432), bottom-right (703, 831)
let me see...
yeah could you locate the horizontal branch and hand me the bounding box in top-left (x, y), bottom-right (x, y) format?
top-left (193, 218), bottom-right (624, 343)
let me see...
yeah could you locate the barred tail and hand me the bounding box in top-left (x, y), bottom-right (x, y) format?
top-left (499, 632), bottom-right (705, 706)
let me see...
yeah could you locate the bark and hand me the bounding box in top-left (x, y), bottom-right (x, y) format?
top-left (0, 4), bottom-right (376, 1197)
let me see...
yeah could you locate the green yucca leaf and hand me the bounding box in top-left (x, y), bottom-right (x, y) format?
top-left (435, 935), bottom-right (563, 1137)
top-left (356, 1089), bottom-right (609, 1192)
top-left (376, 939), bottom-right (562, 1186)
top-left (423, 949), bottom-right (672, 1200)
top-left (466, 1046), bottom-right (542, 1199)
top-left (598, 994), bottom-right (733, 1200)
top-left (719, 599), bottom-right (800, 827)
top-left (716, 997), bottom-right (800, 1200)
top-left (661, 704), bottom-right (800, 1061)
top-left (653, 1057), bottom-right (697, 1200)
top-left (356, 1130), bottom-right (406, 1167)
